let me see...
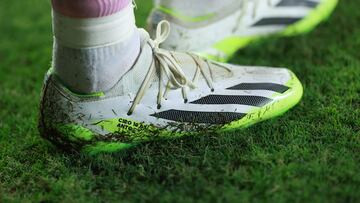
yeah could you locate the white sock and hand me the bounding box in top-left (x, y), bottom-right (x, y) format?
top-left (52, 2), bottom-right (140, 94)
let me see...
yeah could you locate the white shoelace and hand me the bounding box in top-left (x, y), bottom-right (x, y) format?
top-left (127, 21), bottom-right (232, 115)
top-left (233, 0), bottom-right (274, 31)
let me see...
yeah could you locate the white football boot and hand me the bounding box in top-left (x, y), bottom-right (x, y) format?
top-left (39, 21), bottom-right (303, 154)
top-left (148, 0), bottom-right (338, 61)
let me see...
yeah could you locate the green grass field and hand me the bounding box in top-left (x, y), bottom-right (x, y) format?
top-left (0, 0), bottom-right (359, 202)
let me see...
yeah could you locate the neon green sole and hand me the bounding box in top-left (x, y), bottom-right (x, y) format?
top-left (202, 0), bottom-right (339, 62)
top-left (282, 0), bottom-right (339, 36)
top-left (221, 70), bottom-right (303, 131)
top-left (40, 72), bottom-right (303, 155)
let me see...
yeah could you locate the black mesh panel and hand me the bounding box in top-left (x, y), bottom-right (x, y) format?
top-left (227, 83), bottom-right (290, 93)
top-left (190, 95), bottom-right (272, 107)
top-left (277, 0), bottom-right (318, 8)
top-left (152, 110), bottom-right (246, 124)
top-left (253, 17), bottom-right (302, 26)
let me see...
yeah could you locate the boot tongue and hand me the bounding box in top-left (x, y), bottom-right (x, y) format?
top-left (104, 29), bottom-right (155, 97)
top-left (106, 29), bottom-right (228, 97)
top-left (138, 28), bottom-right (151, 47)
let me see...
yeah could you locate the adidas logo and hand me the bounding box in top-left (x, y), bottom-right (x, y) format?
top-left (152, 83), bottom-right (290, 124)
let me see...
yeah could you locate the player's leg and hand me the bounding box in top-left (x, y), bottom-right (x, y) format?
top-left (39, 0), bottom-right (303, 153)
top-left (52, 0), bottom-right (140, 94)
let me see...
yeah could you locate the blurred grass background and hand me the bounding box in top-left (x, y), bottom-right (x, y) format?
top-left (0, 0), bottom-right (359, 202)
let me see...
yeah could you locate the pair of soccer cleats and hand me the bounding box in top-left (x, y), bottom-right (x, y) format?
top-left (39, 0), bottom-right (337, 153)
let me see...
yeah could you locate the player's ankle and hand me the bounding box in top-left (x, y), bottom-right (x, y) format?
top-left (51, 0), bottom-right (140, 94)
top-left (52, 0), bottom-right (131, 18)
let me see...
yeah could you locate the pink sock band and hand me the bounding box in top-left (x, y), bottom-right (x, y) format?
top-left (52, 0), bottom-right (131, 18)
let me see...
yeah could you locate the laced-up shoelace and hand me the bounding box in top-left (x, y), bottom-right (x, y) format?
top-left (127, 21), bottom-right (232, 115)
top-left (233, 0), bottom-right (274, 32)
